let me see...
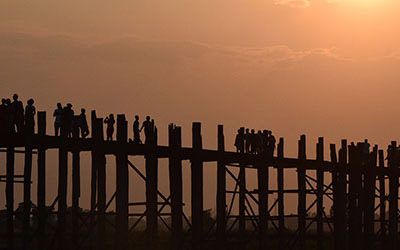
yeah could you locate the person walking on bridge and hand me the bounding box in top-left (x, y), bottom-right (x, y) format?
top-left (104, 114), bottom-right (115, 141)
top-left (133, 115), bottom-right (142, 144)
top-left (53, 103), bottom-right (63, 136)
top-left (24, 98), bottom-right (36, 135)
top-left (140, 115), bottom-right (152, 144)
top-left (11, 94), bottom-right (24, 134)
top-left (234, 128), bottom-right (245, 153)
top-left (79, 108), bottom-right (89, 138)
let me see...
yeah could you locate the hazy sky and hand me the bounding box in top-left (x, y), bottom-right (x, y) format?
top-left (1, 0), bottom-right (400, 213)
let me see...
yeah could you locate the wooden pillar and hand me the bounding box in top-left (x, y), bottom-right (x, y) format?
top-left (364, 146), bottom-right (376, 250)
top-left (348, 143), bottom-right (362, 250)
top-left (169, 124), bottom-right (183, 250)
top-left (6, 146), bottom-right (15, 250)
top-left (145, 123), bottom-right (158, 242)
top-left (93, 118), bottom-right (106, 250)
top-left (297, 135), bottom-right (306, 250)
top-left (257, 156), bottom-right (268, 250)
top-left (23, 132), bottom-right (33, 249)
top-left (330, 144), bottom-right (339, 250)
top-left (316, 137), bottom-right (324, 250)
top-left (90, 111), bottom-right (98, 228)
top-left (277, 138), bottom-right (285, 250)
top-left (191, 122), bottom-right (203, 250)
top-left (239, 165), bottom-right (246, 233)
top-left (378, 150), bottom-right (386, 248)
top-left (333, 140), bottom-right (347, 250)
top-left (57, 122), bottom-right (68, 250)
top-left (72, 123), bottom-right (81, 248)
top-left (23, 130), bottom-right (33, 250)
top-left (37, 112), bottom-right (46, 249)
top-left (388, 141), bottom-right (398, 250)
top-left (216, 125), bottom-right (226, 249)
top-left (115, 115), bottom-right (129, 250)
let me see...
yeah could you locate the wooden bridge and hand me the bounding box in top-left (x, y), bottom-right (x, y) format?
top-left (0, 110), bottom-right (398, 250)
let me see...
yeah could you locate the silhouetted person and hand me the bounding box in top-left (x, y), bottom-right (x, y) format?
top-left (363, 139), bottom-right (370, 155)
top-left (79, 108), bottom-right (89, 138)
top-left (104, 114), bottom-right (115, 141)
top-left (250, 129), bottom-right (256, 154)
top-left (11, 94), bottom-right (24, 134)
top-left (53, 103), bottom-right (63, 136)
top-left (267, 130), bottom-right (276, 158)
top-left (234, 128), bottom-right (245, 153)
top-left (24, 99), bottom-right (36, 135)
top-left (244, 128), bottom-right (251, 153)
top-left (61, 103), bottom-right (74, 137)
top-left (72, 115), bottom-right (81, 138)
top-left (133, 115), bottom-right (142, 144)
top-left (255, 130), bottom-right (263, 154)
top-left (140, 116), bottom-right (152, 144)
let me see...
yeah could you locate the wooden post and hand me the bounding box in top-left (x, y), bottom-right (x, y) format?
top-left (297, 135), bottom-right (306, 250)
top-left (388, 141), bottom-right (398, 250)
top-left (145, 122), bottom-right (158, 243)
top-left (333, 140), bottom-right (347, 250)
top-left (378, 150), bottom-right (386, 248)
top-left (57, 120), bottom-right (68, 250)
top-left (239, 165), bottom-right (246, 233)
top-left (90, 111), bottom-right (98, 228)
top-left (23, 129), bottom-right (33, 249)
top-left (72, 122), bottom-right (81, 248)
top-left (277, 138), bottom-right (285, 250)
top-left (6, 145), bottom-right (15, 250)
top-left (348, 143), bottom-right (362, 250)
top-left (169, 124), bottom-right (183, 250)
top-left (191, 122), bottom-right (203, 250)
top-left (94, 118), bottom-right (106, 250)
top-left (37, 112), bottom-right (46, 249)
top-left (116, 115), bottom-right (129, 250)
top-left (316, 137), bottom-right (324, 250)
top-left (257, 156), bottom-right (268, 250)
top-left (330, 144), bottom-right (339, 250)
top-left (216, 125), bottom-right (226, 249)
top-left (363, 146), bottom-right (376, 250)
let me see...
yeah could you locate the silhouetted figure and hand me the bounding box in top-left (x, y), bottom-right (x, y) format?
top-left (234, 128), bottom-right (245, 153)
top-left (24, 99), bottom-right (36, 135)
top-left (133, 115), bottom-right (142, 144)
top-left (104, 114), bottom-right (115, 141)
top-left (11, 94), bottom-right (24, 134)
top-left (61, 103), bottom-right (74, 137)
top-left (267, 130), bottom-right (276, 158)
top-left (53, 103), bottom-right (63, 136)
top-left (250, 129), bottom-right (256, 154)
top-left (79, 108), bottom-right (89, 138)
top-left (244, 128), bottom-right (251, 153)
top-left (72, 115), bottom-right (81, 138)
top-left (363, 139), bottom-right (370, 155)
top-left (140, 116), bottom-right (152, 144)
top-left (255, 130), bottom-right (263, 154)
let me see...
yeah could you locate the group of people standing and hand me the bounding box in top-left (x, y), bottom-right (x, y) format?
top-left (53, 103), bottom-right (89, 138)
top-left (0, 94), bottom-right (36, 135)
top-left (103, 114), bottom-right (156, 143)
top-left (235, 127), bottom-right (276, 156)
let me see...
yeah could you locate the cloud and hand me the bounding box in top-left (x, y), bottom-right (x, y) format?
top-left (274, 0), bottom-right (311, 8)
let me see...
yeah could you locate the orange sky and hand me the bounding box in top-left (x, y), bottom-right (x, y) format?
top-left (1, 0), bottom-right (400, 214)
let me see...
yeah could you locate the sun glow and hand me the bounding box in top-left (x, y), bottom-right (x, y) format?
top-left (331, 0), bottom-right (390, 8)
